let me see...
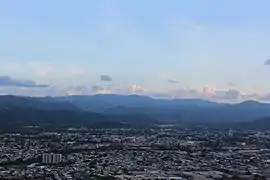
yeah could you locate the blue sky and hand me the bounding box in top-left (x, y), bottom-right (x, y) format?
top-left (1, 0), bottom-right (270, 101)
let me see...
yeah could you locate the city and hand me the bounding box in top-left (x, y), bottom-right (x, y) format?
top-left (0, 127), bottom-right (269, 180)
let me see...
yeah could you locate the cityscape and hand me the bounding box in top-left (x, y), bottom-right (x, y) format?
top-left (0, 127), bottom-right (270, 180)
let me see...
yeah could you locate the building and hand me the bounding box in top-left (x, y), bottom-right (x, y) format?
top-left (228, 130), bottom-right (234, 137)
top-left (42, 153), bottom-right (62, 164)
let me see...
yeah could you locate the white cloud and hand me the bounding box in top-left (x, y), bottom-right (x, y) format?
top-left (127, 84), bottom-right (148, 94)
top-left (0, 81), bottom-right (263, 103)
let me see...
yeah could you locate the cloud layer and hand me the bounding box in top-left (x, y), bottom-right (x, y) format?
top-left (0, 76), bottom-right (48, 88)
top-left (60, 83), bottom-right (264, 103)
top-left (0, 74), bottom-right (266, 103)
top-left (0, 81), bottom-right (269, 103)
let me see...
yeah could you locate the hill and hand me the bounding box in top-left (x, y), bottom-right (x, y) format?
top-left (0, 95), bottom-right (78, 111)
top-left (238, 116), bottom-right (270, 130)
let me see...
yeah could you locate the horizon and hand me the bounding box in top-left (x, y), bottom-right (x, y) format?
top-left (1, 0), bottom-right (270, 102)
top-left (0, 93), bottom-right (266, 104)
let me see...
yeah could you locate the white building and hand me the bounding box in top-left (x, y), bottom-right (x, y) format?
top-left (42, 153), bottom-right (62, 164)
top-left (228, 130), bottom-right (234, 137)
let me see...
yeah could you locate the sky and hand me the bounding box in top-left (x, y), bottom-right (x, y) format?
top-left (1, 0), bottom-right (270, 102)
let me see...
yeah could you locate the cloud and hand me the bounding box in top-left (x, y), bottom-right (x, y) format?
top-left (127, 84), bottom-right (147, 94)
top-left (95, 89), bottom-right (112, 94)
top-left (214, 89), bottom-right (241, 100)
top-left (100, 75), bottom-right (113, 81)
top-left (0, 75), bottom-right (261, 102)
top-left (64, 85), bottom-right (90, 95)
top-left (167, 79), bottom-right (178, 83)
top-left (64, 85), bottom-right (259, 102)
top-left (88, 83), bottom-right (249, 102)
top-left (91, 85), bottom-right (113, 94)
top-left (131, 86), bottom-right (145, 93)
top-left (227, 82), bottom-right (236, 87)
top-left (0, 76), bottom-right (48, 88)
top-left (264, 59), bottom-right (270, 65)
top-left (256, 92), bottom-right (270, 102)
top-left (151, 86), bottom-right (253, 102)
top-left (65, 85), bottom-right (116, 96)
top-left (202, 85), bottom-right (216, 95)
top-left (242, 93), bottom-right (260, 101)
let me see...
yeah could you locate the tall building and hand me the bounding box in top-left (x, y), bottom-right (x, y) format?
top-left (42, 153), bottom-right (62, 164)
top-left (228, 130), bottom-right (234, 137)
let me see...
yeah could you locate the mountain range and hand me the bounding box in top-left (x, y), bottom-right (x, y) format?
top-left (54, 94), bottom-right (270, 123)
top-left (0, 94), bottom-right (270, 131)
top-left (54, 94), bottom-right (222, 112)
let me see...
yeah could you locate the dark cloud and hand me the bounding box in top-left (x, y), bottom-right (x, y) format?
top-left (167, 79), bottom-right (178, 83)
top-left (100, 75), bottom-right (113, 81)
top-left (264, 59), bottom-right (270, 65)
top-left (0, 76), bottom-right (48, 88)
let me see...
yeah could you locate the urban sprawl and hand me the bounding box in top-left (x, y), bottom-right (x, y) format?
top-left (0, 128), bottom-right (270, 180)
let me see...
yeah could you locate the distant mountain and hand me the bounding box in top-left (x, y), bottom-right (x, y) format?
top-left (54, 94), bottom-right (270, 123)
top-left (0, 95), bottom-right (157, 132)
top-left (1, 94), bottom-right (270, 129)
top-left (229, 100), bottom-right (270, 109)
top-left (0, 95), bottom-right (78, 111)
top-left (55, 94), bottom-right (221, 112)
